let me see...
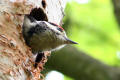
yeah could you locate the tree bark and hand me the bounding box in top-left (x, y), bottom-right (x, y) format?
top-left (0, 0), bottom-right (66, 80)
top-left (46, 46), bottom-right (120, 80)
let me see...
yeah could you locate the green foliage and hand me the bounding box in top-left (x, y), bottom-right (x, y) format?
top-left (64, 75), bottom-right (74, 80)
top-left (63, 0), bottom-right (120, 66)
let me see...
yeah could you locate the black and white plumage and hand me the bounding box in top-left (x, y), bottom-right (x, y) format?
top-left (22, 15), bottom-right (77, 67)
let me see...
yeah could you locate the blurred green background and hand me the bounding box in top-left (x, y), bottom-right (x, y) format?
top-left (45, 0), bottom-right (120, 80)
top-left (63, 0), bottom-right (120, 66)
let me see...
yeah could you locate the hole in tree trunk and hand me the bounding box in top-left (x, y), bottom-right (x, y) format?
top-left (42, 0), bottom-right (46, 9)
top-left (29, 8), bottom-right (48, 21)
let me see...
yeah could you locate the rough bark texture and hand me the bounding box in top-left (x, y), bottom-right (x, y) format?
top-left (0, 0), bottom-right (66, 80)
top-left (46, 46), bottom-right (120, 80)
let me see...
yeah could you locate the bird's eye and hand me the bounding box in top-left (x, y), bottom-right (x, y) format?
top-left (56, 32), bottom-right (60, 35)
top-left (57, 27), bottom-right (63, 32)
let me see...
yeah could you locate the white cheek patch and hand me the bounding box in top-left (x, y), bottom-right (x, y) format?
top-left (23, 17), bottom-right (36, 35)
top-left (57, 35), bottom-right (65, 42)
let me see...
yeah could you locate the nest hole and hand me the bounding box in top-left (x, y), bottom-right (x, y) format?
top-left (29, 8), bottom-right (48, 21)
top-left (42, 0), bottom-right (46, 9)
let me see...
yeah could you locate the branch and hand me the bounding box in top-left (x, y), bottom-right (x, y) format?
top-left (112, 0), bottom-right (120, 26)
top-left (46, 46), bottom-right (120, 80)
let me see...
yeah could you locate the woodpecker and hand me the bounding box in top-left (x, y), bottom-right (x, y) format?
top-left (22, 15), bottom-right (77, 67)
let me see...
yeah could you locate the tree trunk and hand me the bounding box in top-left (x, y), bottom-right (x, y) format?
top-left (0, 0), bottom-right (66, 80)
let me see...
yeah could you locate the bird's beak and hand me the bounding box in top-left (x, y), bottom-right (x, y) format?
top-left (65, 38), bottom-right (78, 44)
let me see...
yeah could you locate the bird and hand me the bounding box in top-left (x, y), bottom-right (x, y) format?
top-left (22, 15), bottom-right (77, 67)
